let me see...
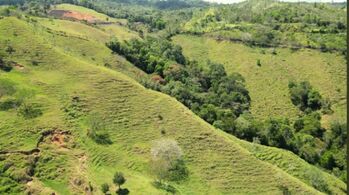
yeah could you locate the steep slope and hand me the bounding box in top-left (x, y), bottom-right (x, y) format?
top-left (0, 16), bottom-right (345, 195)
top-left (172, 35), bottom-right (347, 124)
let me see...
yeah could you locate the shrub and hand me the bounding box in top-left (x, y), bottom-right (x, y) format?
top-left (0, 98), bottom-right (20, 111)
top-left (152, 181), bottom-right (176, 193)
top-left (0, 58), bottom-right (12, 72)
top-left (113, 172), bottom-right (126, 189)
top-left (101, 183), bottom-right (109, 194)
top-left (256, 59), bottom-right (261, 67)
top-left (288, 81), bottom-right (322, 111)
top-left (87, 114), bottom-right (112, 145)
top-left (17, 102), bottom-right (42, 119)
top-left (5, 46), bottom-right (15, 54)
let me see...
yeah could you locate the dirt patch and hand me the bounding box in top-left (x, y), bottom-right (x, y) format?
top-left (49, 10), bottom-right (97, 23)
top-left (51, 132), bottom-right (67, 147)
top-left (12, 62), bottom-right (24, 70)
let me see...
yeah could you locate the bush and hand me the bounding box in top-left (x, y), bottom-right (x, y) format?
top-left (0, 58), bottom-right (12, 72)
top-left (87, 114), bottom-right (112, 145)
top-left (17, 102), bottom-right (42, 119)
top-left (0, 98), bottom-right (20, 111)
top-left (101, 183), bottom-right (109, 194)
top-left (152, 181), bottom-right (176, 194)
top-left (113, 172), bottom-right (126, 189)
top-left (256, 59), bottom-right (261, 67)
top-left (288, 81), bottom-right (322, 111)
top-left (168, 159), bottom-right (189, 182)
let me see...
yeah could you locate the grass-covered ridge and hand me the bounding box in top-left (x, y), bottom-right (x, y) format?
top-left (0, 15), bottom-right (345, 194)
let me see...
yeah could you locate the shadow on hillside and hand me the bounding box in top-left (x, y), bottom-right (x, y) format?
top-left (117, 188), bottom-right (129, 195)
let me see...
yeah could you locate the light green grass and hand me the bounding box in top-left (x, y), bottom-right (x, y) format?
top-left (172, 35), bottom-right (346, 125)
top-left (99, 24), bottom-right (140, 41)
top-left (0, 15), bottom-right (345, 195)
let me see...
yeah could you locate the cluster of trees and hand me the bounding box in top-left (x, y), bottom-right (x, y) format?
top-left (106, 37), bottom-right (185, 76)
top-left (227, 81), bottom-right (346, 183)
top-left (107, 36), bottom-right (251, 133)
top-left (288, 81), bottom-right (324, 112)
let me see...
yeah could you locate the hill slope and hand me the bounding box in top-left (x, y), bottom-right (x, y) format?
top-left (172, 35), bottom-right (346, 124)
top-left (0, 13), bottom-right (345, 195)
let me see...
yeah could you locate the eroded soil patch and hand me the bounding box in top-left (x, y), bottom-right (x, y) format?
top-left (49, 10), bottom-right (97, 23)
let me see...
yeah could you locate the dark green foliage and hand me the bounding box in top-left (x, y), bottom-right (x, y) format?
top-left (152, 181), bottom-right (176, 194)
top-left (101, 183), bottom-right (109, 194)
top-left (0, 98), bottom-right (20, 111)
top-left (167, 159), bottom-right (188, 182)
top-left (320, 151), bottom-right (336, 170)
top-left (256, 59), bottom-right (261, 67)
top-left (288, 81), bottom-right (323, 111)
top-left (5, 45), bottom-right (15, 54)
top-left (17, 102), bottom-right (42, 119)
top-left (106, 36), bottom-right (185, 75)
top-left (298, 112), bottom-right (323, 138)
top-left (113, 172), bottom-right (126, 189)
top-left (0, 58), bottom-right (12, 72)
top-left (234, 113), bottom-right (259, 142)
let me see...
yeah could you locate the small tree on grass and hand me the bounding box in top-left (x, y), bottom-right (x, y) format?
top-left (150, 139), bottom-right (188, 183)
top-left (256, 59), bottom-right (261, 67)
top-left (101, 183), bottom-right (109, 194)
top-left (113, 172), bottom-right (126, 190)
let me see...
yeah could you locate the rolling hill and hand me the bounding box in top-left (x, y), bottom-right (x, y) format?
top-left (0, 3), bottom-right (346, 195)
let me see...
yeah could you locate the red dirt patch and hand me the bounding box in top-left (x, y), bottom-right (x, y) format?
top-left (49, 10), bottom-right (97, 23)
top-left (51, 132), bottom-right (67, 147)
top-left (11, 62), bottom-right (24, 70)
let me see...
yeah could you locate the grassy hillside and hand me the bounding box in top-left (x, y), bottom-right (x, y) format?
top-left (0, 15), bottom-right (345, 195)
top-left (172, 35), bottom-right (346, 125)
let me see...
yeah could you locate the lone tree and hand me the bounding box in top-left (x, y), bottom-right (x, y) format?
top-left (113, 172), bottom-right (126, 190)
top-left (150, 139), bottom-right (187, 182)
top-left (101, 183), bottom-right (109, 194)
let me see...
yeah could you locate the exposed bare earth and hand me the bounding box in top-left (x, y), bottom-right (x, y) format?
top-left (49, 10), bottom-right (97, 23)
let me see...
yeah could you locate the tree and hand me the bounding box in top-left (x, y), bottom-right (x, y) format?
top-left (113, 172), bottom-right (126, 190)
top-left (150, 139), bottom-right (187, 182)
top-left (101, 183), bottom-right (109, 194)
top-left (288, 81), bottom-right (323, 111)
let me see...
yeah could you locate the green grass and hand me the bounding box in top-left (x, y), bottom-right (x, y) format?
top-left (172, 35), bottom-right (346, 125)
top-left (0, 13), bottom-right (345, 195)
top-left (99, 24), bottom-right (140, 41)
